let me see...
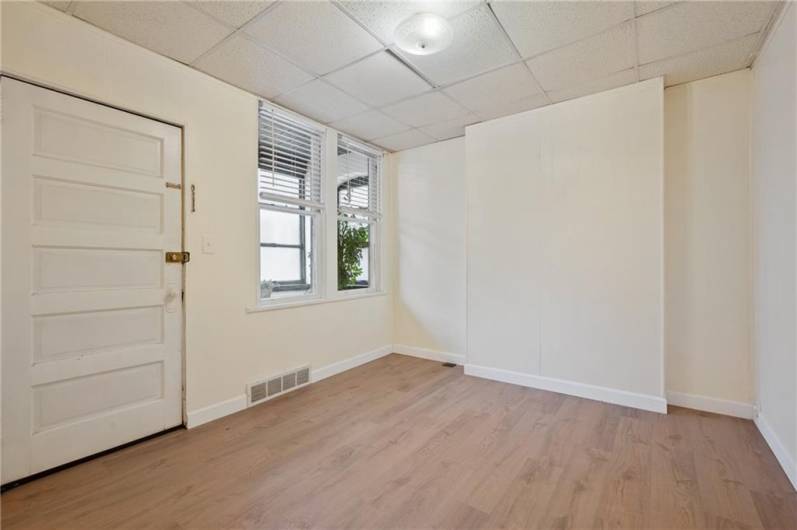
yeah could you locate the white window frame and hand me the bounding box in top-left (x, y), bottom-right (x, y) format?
top-left (255, 103), bottom-right (326, 308)
top-left (336, 136), bottom-right (383, 296)
top-left (251, 104), bottom-right (386, 312)
top-left (257, 204), bottom-right (322, 303)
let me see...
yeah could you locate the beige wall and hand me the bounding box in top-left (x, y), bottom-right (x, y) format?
top-left (751, 3), bottom-right (797, 487)
top-left (664, 69), bottom-right (753, 406)
top-left (465, 79), bottom-right (665, 406)
top-left (393, 138), bottom-right (466, 356)
top-left (0, 2), bottom-right (394, 417)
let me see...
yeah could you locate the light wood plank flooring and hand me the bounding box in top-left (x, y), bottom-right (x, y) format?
top-left (2, 354), bottom-right (795, 529)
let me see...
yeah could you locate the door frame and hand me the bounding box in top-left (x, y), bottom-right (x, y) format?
top-left (0, 72), bottom-right (188, 429)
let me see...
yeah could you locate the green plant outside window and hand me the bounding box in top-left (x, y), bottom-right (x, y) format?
top-left (338, 220), bottom-right (369, 290)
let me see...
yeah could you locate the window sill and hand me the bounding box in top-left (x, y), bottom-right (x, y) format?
top-left (246, 290), bottom-right (387, 313)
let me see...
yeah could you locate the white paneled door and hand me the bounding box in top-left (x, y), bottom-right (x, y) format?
top-left (1, 78), bottom-right (183, 484)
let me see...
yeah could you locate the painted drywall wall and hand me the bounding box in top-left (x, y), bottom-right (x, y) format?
top-left (664, 69), bottom-right (754, 411)
top-left (393, 138), bottom-right (466, 358)
top-left (0, 2), bottom-right (394, 415)
top-left (466, 79), bottom-right (665, 407)
top-left (390, 72), bottom-right (757, 416)
top-left (751, 3), bottom-right (797, 488)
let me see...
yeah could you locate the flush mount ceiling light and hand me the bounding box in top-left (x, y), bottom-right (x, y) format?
top-left (394, 13), bottom-right (454, 56)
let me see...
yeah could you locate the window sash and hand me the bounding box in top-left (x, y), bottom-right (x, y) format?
top-left (337, 216), bottom-right (380, 293)
top-left (259, 204), bottom-right (317, 300)
top-left (336, 136), bottom-right (382, 294)
top-left (259, 213), bottom-right (308, 288)
top-left (337, 135), bottom-right (381, 219)
top-left (259, 102), bottom-right (324, 209)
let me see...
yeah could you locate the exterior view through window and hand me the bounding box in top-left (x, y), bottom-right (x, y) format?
top-left (337, 137), bottom-right (381, 291)
top-left (258, 103), bottom-right (324, 301)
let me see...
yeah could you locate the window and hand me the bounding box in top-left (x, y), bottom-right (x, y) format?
top-left (258, 103), bottom-right (324, 302)
top-left (337, 136), bottom-right (381, 291)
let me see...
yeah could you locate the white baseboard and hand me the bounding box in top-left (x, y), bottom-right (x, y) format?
top-left (311, 345), bottom-right (393, 383)
top-left (186, 394), bottom-right (247, 429)
top-left (186, 345), bottom-right (393, 429)
top-left (755, 412), bottom-right (797, 491)
top-left (392, 344), bottom-right (466, 365)
top-left (464, 363), bottom-right (667, 414)
top-left (667, 391), bottom-right (755, 419)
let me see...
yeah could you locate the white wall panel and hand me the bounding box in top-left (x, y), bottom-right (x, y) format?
top-left (751, 3), bottom-right (797, 488)
top-left (466, 79), bottom-right (664, 401)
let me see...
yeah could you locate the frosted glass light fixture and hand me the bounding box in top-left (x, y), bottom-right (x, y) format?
top-left (394, 13), bottom-right (454, 56)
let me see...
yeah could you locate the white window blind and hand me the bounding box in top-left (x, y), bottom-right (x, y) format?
top-left (337, 136), bottom-right (381, 219)
top-left (259, 102), bottom-right (324, 210)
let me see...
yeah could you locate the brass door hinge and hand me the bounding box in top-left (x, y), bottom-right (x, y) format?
top-left (165, 251), bottom-right (190, 264)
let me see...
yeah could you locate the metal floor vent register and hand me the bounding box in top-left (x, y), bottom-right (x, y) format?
top-left (248, 366), bottom-right (311, 406)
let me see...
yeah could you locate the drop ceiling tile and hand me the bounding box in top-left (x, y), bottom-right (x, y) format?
top-left (527, 22), bottom-right (636, 92)
top-left (381, 91), bottom-right (469, 128)
top-left (338, 0), bottom-right (479, 44)
top-left (475, 93), bottom-right (550, 121)
top-left (191, 1), bottom-right (274, 28)
top-left (72, 1), bottom-right (232, 64)
top-left (639, 33), bottom-right (758, 87)
top-left (276, 80), bottom-right (369, 124)
top-left (492, 0), bottom-right (635, 58)
top-left (636, 1), bottom-right (777, 64)
top-left (242, 0), bottom-right (382, 75)
top-left (194, 34), bottom-right (313, 99)
top-left (635, 1), bottom-right (676, 16)
top-left (419, 113), bottom-right (480, 141)
top-left (373, 129), bottom-right (436, 152)
top-left (330, 110), bottom-right (410, 141)
top-left (443, 63), bottom-right (541, 112)
top-left (547, 68), bottom-right (638, 103)
top-left (397, 5), bottom-right (518, 86)
top-left (324, 52), bottom-right (431, 107)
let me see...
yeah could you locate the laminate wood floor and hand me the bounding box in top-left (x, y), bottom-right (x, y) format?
top-left (2, 354), bottom-right (795, 529)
